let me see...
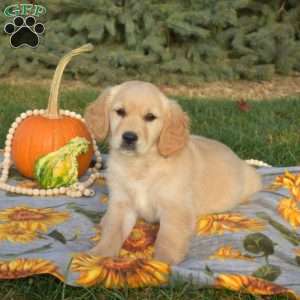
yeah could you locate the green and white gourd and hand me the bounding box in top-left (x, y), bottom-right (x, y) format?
top-left (35, 137), bottom-right (90, 189)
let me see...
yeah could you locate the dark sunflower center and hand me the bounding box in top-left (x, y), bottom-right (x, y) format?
top-left (11, 211), bottom-right (46, 221)
top-left (101, 257), bottom-right (141, 270)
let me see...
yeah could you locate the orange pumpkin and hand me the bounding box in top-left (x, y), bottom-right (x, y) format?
top-left (11, 44), bottom-right (94, 179)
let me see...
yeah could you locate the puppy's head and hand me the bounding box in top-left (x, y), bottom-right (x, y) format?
top-left (84, 81), bottom-right (189, 157)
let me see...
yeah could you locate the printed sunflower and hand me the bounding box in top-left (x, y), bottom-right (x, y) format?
top-left (0, 258), bottom-right (63, 280)
top-left (120, 221), bottom-right (159, 259)
top-left (71, 254), bottom-right (170, 288)
top-left (0, 206), bottom-right (70, 232)
top-left (209, 245), bottom-right (254, 261)
top-left (91, 220), bottom-right (159, 259)
top-left (273, 171), bottom-right (300, 190)
top-left (277, 198), bottom-right (300, 228)
top-left (215, 274), bottom-right (298, 298)
top-left (0, 223), bottom-right (37, 243)
top-left (197, 213), bottom-right (265, 235)
top-left (273, 171), bottom-right (300, 200)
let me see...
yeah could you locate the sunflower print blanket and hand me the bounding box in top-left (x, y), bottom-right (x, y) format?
top-left (0, 153), bottom-right (300, 299)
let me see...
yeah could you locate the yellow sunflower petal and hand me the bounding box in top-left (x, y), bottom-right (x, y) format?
top-left (77, 269), bottom-right (103, 286)
top-left (0, 206), bottom-right (70, 233)
top-left (127, 272), bottom-right (143, 288)
top-left (96, 267), bottom-right (109, 285)
top-left (197, 213), bottom-right (265, 235)
top-left (135, 268), bottom-right (155, 286)
top-left (0, 263), bottom-right (8, 272)
top-left (146, 260), bottom-right (171, 274)
top-left (71, 254), bottom-right (169, 288)
top-left (90, 227), bottom-right (101, 243)
top-left (215, 274), bottom-right (298, 298)
top-left (0, 223), bottom-right (37, 243)
top-left (72, 254), bottom-right (101, 272)
top-left (100, 195), bottom-right (109, 204)
top-left (104, 270), bottom-right (119, 288)
top-left (215, 273), bottom-right (243, 291)
top-left (292, 187), bottom-right (300, 202)
top-left (277, 198), bottom-right (300, 228)
top-left (209, 245), bottom-right (254, 261)
top-left (273, 171), bottom-right (296, 189)
top-left (109, 270), bottom-right (122, 288)
top-left (142, 261), bottom-right (170, 284)
top-left (0, 258), bottom-right (63, 281)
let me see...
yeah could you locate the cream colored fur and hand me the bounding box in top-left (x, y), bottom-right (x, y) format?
top-left (84, 80), bottom-right (262, 264)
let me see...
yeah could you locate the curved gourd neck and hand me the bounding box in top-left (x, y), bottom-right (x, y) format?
top-left (45, 44), bottom-right (94, 119)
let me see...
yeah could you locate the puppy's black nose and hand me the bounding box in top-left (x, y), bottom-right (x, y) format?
top-left (122, 131), bottom-right (138, 144)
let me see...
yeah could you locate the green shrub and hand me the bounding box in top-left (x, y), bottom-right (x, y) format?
top-left (1, 0), bottom-right (300, 84)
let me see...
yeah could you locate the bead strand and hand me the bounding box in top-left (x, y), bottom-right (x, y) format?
top-left (0, 110), bottom-right (102, 198)
top-left (245, 159), bottom-right (272, 168)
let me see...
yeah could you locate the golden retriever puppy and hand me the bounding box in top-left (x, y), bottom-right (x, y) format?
top-left (84, 80), bottom-right (262, 264)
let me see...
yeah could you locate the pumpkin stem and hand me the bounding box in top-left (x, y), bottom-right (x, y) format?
top-left (46, 44), bottom-right (94, 119)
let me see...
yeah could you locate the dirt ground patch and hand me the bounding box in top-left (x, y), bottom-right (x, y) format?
top-left (1, 74), bottom-right (300, 100)
top-left (160, 75), bottom-right (300, 100)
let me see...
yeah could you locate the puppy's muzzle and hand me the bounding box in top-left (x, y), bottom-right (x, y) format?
top-left (121, 131), bottom-right (138, 150)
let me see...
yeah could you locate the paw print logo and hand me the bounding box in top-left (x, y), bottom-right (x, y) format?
top-left (4, 16), bottom-right (45, 48)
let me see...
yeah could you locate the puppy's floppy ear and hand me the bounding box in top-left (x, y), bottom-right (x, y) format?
top-left (158, 100), bottom-right (190, 157)
top-left (84, 86), bottom-right (120, 141)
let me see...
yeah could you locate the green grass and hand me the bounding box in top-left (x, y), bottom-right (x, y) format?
top-left (0, 82), bottom-right (299, 299)
top-left (178, 96), bottom-right (300, 167)
top-left (0, 276), bottom-right (291, 300)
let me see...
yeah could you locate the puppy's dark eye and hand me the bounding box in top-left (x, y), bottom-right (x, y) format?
top-left (115, 108), bottom-right (126, 117)
top-left (144, 113), bottom-right (157, 122)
